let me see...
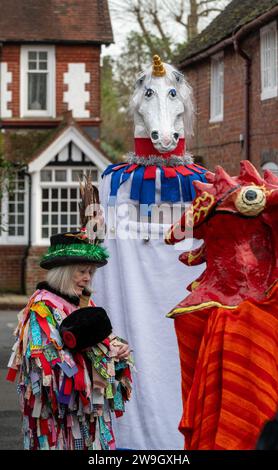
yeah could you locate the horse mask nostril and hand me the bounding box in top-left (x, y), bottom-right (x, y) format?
top-left (151, 131), bottom-right (159, 141)
top-left (173, 133), bottom-right (179, 141)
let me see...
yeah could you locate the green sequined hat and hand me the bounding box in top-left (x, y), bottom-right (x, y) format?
top-left (40, 231), bottom-right (109, 270)
top-left (40, 176), bottom-right (109, 270)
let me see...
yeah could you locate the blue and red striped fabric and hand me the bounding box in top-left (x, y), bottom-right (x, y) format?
top-left (102, 162), bottom-right (207, 204)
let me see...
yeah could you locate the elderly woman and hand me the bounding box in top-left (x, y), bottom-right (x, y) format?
top-left (7, 231), bottom-right (133, 450)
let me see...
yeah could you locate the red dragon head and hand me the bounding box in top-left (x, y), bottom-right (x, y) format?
top-left (165, 160), bottom-right (278, 244)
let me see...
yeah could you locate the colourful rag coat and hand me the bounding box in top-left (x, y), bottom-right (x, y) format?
top-left (7, 286), bottom-right (132, 450)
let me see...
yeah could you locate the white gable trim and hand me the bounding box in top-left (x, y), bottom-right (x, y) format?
top-left (28, 126), bottom-right (111, 173)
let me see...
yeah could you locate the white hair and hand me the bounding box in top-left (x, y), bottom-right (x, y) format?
top-left (129, 63), bottom-right (195, 138)
top-left (46, 264), bottom-right (96, 298)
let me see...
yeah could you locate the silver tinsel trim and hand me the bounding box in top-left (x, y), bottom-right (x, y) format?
top-left (127, 152), bottom-right (194, 167)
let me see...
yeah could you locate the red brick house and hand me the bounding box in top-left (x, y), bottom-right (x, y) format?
top-left (178, 0), bottom-right (278, 176)
top-left (0, 0), bottom-right (113, 294)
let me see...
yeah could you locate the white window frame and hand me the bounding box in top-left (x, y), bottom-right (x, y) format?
top-left (37, 166), bottom-right (99, 245)
top-left (260, 21), bottom-right (278, 101)
top-left (0, 172), bottom-right (29, 245)
top-left (210, 52), bottom-right (224, 123)
top-left (20, 45), bottom-right (56, 118)
top-left (262, 161), bottom-right (278, 176)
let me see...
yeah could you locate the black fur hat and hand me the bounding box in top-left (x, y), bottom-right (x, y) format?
top-left (59, 306), bottom-right (112, 350)
top-left (256, 413), bottom-right (278, 450)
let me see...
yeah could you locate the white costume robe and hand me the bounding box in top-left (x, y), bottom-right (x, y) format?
top-left (94, 164), bottom-right (206, 450)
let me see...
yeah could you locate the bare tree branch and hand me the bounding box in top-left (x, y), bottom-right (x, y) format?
top-left (199, 8), bottom-right (223, 16)
top-left (199, 0), bottom-right (225, 5)
top-left (109, 0), bottom-right (228, 52)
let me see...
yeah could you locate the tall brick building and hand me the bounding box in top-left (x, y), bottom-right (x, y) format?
top-left (0, 0), bottom-right (113, 294)
top-left (179, 0), bottom-right (278, 175)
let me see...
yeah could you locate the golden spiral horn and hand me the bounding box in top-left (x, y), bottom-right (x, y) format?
top-left (152, 54), bottom-right (166, 77)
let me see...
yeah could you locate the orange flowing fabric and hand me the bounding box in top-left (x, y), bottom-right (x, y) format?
top-left (174, 282), bottom-right (278, 450)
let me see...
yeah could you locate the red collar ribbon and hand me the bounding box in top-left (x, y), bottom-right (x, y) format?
top-left (134, 138), bottom-right (185, 158)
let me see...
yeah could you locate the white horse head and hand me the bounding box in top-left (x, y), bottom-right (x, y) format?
top-left (130, 55), bottom-right (194, 154)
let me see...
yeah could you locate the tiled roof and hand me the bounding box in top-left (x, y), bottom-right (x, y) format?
top-left (0, 0), bottom-right (113, 44)
top-left (3, 113), bottom-right (111, 166)
top-left (3, 127), bottom-right (64, 166)
top-left (178, 0), bottom-right (278, 65)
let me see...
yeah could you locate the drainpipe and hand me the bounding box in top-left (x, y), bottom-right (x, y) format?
top-left (21, 170), bottom-right (32, 295)
top-left (233, 36), bottom-right (251, 162)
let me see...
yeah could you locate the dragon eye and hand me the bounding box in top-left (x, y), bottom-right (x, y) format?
top-left (145, 88), bottom-right (154, 98)
top-left (244, 189), bottom-right (259, 202)
top-left (169, 88), bottom-right (177, 98)
top-left (235, 186), bottom-right (266, 216)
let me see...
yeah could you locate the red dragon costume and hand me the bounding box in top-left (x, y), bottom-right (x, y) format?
top-left (165, 160), bottom-right (278, 450)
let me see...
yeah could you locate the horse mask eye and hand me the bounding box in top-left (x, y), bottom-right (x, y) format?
top-left (169, 88), bottom-right (177, 98)
top-left (145, 88), bottom-right (154, 98)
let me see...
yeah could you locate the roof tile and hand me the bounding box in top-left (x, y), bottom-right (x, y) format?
top-left (179, 0), bottom-right (278, 65)
top-left (0, 0), bottom-right (113, 44)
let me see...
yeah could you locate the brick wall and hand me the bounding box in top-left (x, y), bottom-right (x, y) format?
top-left (183, 29), bottom-right (278, 175)
top-left (0, 245), bottom-right (26, 293)
top-left (0, 245), bottom-right (48, 295)
top-left (1, 43), bottom-right (101, 120)
top-left (56, 44), bottom-right (101, 119)
top-left (247, 33), bottom-right (278, 170)
top-left (1, 44), bottom-right (20, 117)
top-left (25, 246), bottom-right (48, 295)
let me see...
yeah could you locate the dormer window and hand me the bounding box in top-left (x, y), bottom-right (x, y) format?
top-left (20, 46), bottom-right (56, 117)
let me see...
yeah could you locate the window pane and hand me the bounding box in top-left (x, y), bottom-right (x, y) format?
top-left (18, 227), bottom-right (24, 236)
top-left (39, 62), bottom-right (47, 71)
top-left (42, 215), bottom-right (49, 225)
top-left (72, 170), bottom-right (83, 181)
top-left (9, 204), bottom-right (15, 213)
top-left (61, 214), bottom-right (68, 225)
top-left (211, 56), bottom-right (224, 119)
top-left (61, 201), bottom-right (67, 211)
top-left (28, 51), bottom-right (37, 60)
top-left (17, 215), bottom-right (24, 224)
top-left (42, 227), bottom-right (49, 238)
top-left (91, 169), bottom-right (98, 181)
top-left (55, 170), bottom-right (67, 182)
top-left (39, 51), bottom-right (47, 60)
top-left (70, 188), bottom-right (77, 198)
top-left (51, 215), bottom-right (58, 224)
top-left (41, 169), bottom-right (52, 182)
top-left (9, 215), bottom-right (15, 224)
top-left (42, 188), bottom-right (49, 199)
top-left (51, 227), bottom-right (58, 235)
top-left (70, 214), bottom-right (77, 225)
top-left (61, 188), bottom-right (67, 199)
top-left (28, 73), bottom-right (47, 110)
top-left (8, 227), bottom-right (15, 236)
top-left (42, 202), bottom-right (49, 212)
top-left (29, 61), bottom-right (37, 70)
top-left (18, 204), bottom-right (24, 213)
top-left (52, 188), bottom-right (58, 198)
top-left (52, 201), bottom-right (58, 211)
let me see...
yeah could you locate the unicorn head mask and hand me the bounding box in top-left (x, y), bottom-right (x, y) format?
top-left (130, 55), bottom-right (194, 156)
